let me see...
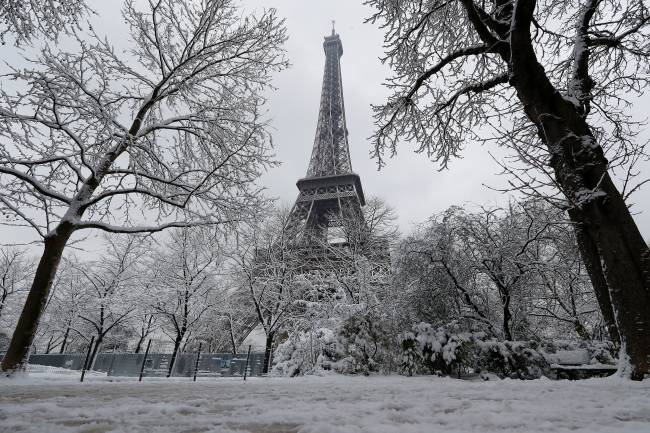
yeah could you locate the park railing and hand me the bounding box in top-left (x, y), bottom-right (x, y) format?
top-left (16, 350), bottom-right (265, 378)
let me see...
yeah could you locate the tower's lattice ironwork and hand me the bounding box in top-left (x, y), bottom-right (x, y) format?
top-left (288, 29), bottom-right (366, 241)
top-left (306, 30), bottom-right (352, 177)
top-left (245, 31), bottom-right (389, 361)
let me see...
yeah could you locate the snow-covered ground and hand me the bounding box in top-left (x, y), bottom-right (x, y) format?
top-left (1, 371), bottom-right (650, 433)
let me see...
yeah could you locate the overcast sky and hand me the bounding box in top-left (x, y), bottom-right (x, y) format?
top-left (1, 0), bottom-right (648, 250)
top-left (255, 0), bottom-right (514, 231)
top-left (247, 0), bottom-right (650, 238)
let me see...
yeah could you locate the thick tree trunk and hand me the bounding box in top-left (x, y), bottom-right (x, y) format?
top-left (1, 229), bottom-right (72, 373)
top-left (262, 331), bottom-right (274, 374)
top-left (525, 102), bottom-right (649, 379)
top-left (536, 125), bottom-right (650, 380)
top-left (536, 114), bottom-right (650, 378)
top-left (569, 208), bottom-right (620, 345)
top-left (508, 5), bottom-right (650, 378)
top-left (574, 175), bottom-right (650, 379)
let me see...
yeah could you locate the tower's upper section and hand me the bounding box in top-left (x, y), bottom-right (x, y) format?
top-left (305, 30), bottom-right (353, 178)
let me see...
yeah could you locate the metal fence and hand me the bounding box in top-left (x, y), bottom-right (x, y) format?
top-left (17, 352), bottom-right (266, 377)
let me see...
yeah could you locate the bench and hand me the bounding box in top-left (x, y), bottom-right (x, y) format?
top-left (546, 350), bottom-right (617, 380)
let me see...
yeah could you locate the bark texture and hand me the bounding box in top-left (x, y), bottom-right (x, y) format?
top-left (569, 209), bottom-right (620, 344)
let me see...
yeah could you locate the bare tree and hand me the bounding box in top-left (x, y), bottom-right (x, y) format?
top-left (401, 208), bottom-right (504, 338)
top-left (529, 221), bottom-right (605, 341)
top-left (397, 201), bottom-right (588, 341)
top-left (0, 0), bottom-right (287, 372)
top-left (133, 313), bottom-right (156, 354)
top-left (76, 236), bottom-right (143, 367)
top-left (0, 247), bottom-right (31, 326)
top-left (34, 259), bottom-right (85, 354)
top-left (151, 227), bottom-right (222, 377)
top-left (131, 292), bottom-right (158, 354)
top-left (0, 0), bottom-right (91, 45)
top-left (230, 208), bottom-right (306, 373)
top-left (367, 0), bottom-right (650, 378)
top-left (206, 286), bottom-right (258, 354)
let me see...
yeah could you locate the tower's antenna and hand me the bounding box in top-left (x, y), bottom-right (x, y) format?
top-left (331, 19), bottom-right (336, 35)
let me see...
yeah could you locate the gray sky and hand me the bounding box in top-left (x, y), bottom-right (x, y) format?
top-left (1, 0), bottom-right (649, 250)
top-left (248, 0), bottom-right (650, 238)
top-left (252, 0), bottom-right (522, 229)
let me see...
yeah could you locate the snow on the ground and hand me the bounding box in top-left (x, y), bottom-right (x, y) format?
top-left (1, 373), bottom-right (649, 433)
top-left (24, 364), bottom-right (107, 378)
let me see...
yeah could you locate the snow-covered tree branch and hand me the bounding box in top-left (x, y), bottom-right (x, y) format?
top-left (367, 0), bottom-right (650, 380)
top-left (0, 0), bottom-right (91, 45)
top-left (0, 0), bottom-right (287, 373)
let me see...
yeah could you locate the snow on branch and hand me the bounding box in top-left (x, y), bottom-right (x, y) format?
top-left (75, 219), bottom-right (232, 235)
top-left (0, 0), bottom-right (288, 240)
top-left (366, 0), bottom-right (649, 202)
top-left (0, 0), bottom-right (92, 45)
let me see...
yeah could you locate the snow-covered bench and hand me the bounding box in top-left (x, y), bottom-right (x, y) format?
top-left (546, 350), bottom-right (617, 380)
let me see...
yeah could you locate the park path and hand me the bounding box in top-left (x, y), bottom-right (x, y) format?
top-left (1, 375), bottom-right (650, 432)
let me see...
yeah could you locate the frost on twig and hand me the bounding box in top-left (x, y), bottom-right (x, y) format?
top-left (0, 0), bottom-right (92, 46)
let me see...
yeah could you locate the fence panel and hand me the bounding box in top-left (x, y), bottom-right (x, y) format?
top-left (14, 352), bottom-right (266, 377)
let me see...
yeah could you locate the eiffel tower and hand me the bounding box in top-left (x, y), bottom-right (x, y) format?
top-left (287, 27), bottom-right (365, 243)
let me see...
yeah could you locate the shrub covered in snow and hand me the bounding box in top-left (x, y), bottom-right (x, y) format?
top-left (272, 311), bottom-right (395, 377)
top-left (275, 317), bottom-right (615, 380)
top-left (332, 311), bottom-right (392, 375)
top-left (587, 341), bottom-right (618, 365)
top-left (399, 322), bottom-right (551, 379)
top-left (540, 340), bottom-right (618, 365)
top-left (399, 322), bottom-right (481, 376)
top-left (272, 328), bottom-right (337, 377)
top-left (475, 341), bottom-right (550, 379)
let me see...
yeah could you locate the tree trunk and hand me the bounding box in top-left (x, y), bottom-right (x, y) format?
top-left (0, 292), bottom-right (7, 323)
top-left (44, 336), bottom-right (55, 354)
top-left (1, 229), bottom-right (72, 373)
top-left (229, 319), bottom-right (238, 355)
top-left (508, 9), bottom-right (650, 378)
top-left (575, 175), bottom-right (650, 379)
top-left (134, 336), bottom-right (144, 354)
top-left (134, 316), bottom-right (153, 354)
top-left (181, 334), bottom-right (192, 352)
top-left (262, 331), bottom-right (274, 374)
top-left (167, 335), bottom-right (183, 378)
top-left (59, 326), bottom-right (71, 354)
top-left (540, 130), bottom-right (650, 380)
top-left (230, 335), bottom-right (238, 355)
top-left (538, 114), bottom-right (650, 378)
top-left (502, 294), bottom-right (512, 341)
top-left (573, 319), bottom-right (591, 341)
top-left (88, 334), bottom-right (103, 370)
top-left (569, 209), bottom-right (620, 345)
